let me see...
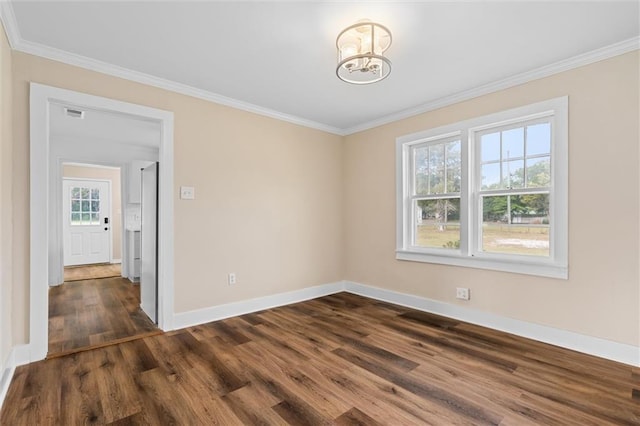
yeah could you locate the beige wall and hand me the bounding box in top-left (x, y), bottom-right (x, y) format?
top-left (6, 44), bottom-right (638, 352)
top-left (344, 51), bottom-right (640, 346)
top-left (11, 52), bottom-right (344, 344)
top-left (0, 21), bottom-right (13, 368)
top-left (62, 165), bottom-right (123, 261)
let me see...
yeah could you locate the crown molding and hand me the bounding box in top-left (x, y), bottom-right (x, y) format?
top-left (0, 3), bottom-right (344, 136)
top-left (15, 38), bottom-right (345, 135)
top-left (343, 36), bottom-right (640, 135)
top-left (1, 1), bottom-right (638, 137)
top-left (0, 1), bottom-right (20, 49)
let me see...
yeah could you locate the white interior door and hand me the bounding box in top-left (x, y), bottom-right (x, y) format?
top-left (63, 179), bottom-right (111, 266)
top-left (140, 163), bottom-right (158, 323)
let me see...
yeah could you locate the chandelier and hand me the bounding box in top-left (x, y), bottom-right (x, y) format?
top-left (336, 20), bottom-right (392, 84)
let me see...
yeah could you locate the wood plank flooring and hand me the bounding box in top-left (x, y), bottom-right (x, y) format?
top-left (3, 292), bottom-right (638, 425)
top-left (64, 263), bottom-right (122, 282)
top-left (48, 277), bottom-right (160, 357)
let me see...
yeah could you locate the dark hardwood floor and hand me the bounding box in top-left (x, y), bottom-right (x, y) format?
top-left (48, 276), bottom-right (160, 357)
top-left (3, 292), bottom-right (638, 425)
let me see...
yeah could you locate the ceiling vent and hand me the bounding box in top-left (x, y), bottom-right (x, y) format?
top-left (64, 107), bottom-right (85, 119)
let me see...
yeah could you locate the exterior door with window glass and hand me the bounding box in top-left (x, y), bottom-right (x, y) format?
top-left (63, 179), bottom-right (111, 266)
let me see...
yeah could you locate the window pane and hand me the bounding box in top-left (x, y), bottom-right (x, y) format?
top-left (414, 146), bottom-right (429, 195)
top-left (429, 145), bottom-right (445, 194)
top-left (446, 166), bottom-right (461, 192)
top-left (527, 123), bottom-right (551, 156)
top-left (429, 144), bottom-right (444, 169)
top-left (91, 213), bottom-right (100, 225)
top-left (481, 163), bottom-right (500, 190)
top-left (482, 195), bottom-right (549, 256)
top-left (502, 127), bottom-right (524, 159)
top-left (91, 188), bottom-right (100, 200)
top-left (71, 187), bottom-right (80, 198)
top-left (446, 141), bottom-right (461, 192)
top-left (430, 167), bottom-right (445, 194)
top-left (481, 132), bottom-right (500, 162)
top-left (81, 213), bottom-right (91, 224)
top-left (502, 160), bottom-right (524, 189)
top-left (81, 200), bottom-right (90, 212)
top-left (81, 188), bottom-right (90, 199)
top-left (71, 213), bottom-right (81, 225)
top-left (91, 200), bottom-right (100, 212)
top-left (414, 198), bottom-right (460, 249)
top-left (526, 156), bottom-right (551, 187)
top-left (71, 200), bottom-right (80, 212)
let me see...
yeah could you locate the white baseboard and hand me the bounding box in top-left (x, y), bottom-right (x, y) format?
top-left (0, 349), bottom-right (15, 411)
top-left (344, 281), bottom-right (640, 367)
top-left (111, 259), bottom-right (122, 264)
top-left (172, 281), bottom-right (345, 330)
top-left (0, 344), bottom-right (30, 411)
top-left (9, 278), bottom-right (638, 388)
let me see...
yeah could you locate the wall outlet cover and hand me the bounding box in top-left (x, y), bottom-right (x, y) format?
top-left (180, 186), bottom-right (195, 200)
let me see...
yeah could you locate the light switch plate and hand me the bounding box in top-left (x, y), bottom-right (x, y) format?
top-left (180, 186), bottom-right (195, 200)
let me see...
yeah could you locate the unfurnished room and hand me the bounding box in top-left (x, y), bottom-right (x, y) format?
top-left (0, 1), bottom-right (639, 424)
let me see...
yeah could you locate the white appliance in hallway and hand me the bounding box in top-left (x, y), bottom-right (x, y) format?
top-left (62, 179), bottom-right (111, 266)
top-left (140, 163), bottom-right (159, 324)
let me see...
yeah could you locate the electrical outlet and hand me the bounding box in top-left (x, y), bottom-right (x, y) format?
top-left (456, 287), bottom-right (470, 300)
top-left (180, 186), bottom-right (195, 200)
top-left (228, 273), bottom-right (236, 285)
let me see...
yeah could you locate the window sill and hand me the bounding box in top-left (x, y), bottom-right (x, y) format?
top-left (396, 250), bottom-right (568, 279)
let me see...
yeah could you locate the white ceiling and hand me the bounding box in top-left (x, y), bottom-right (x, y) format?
top-left (50, 102), bottom-right (161, 148)
top-left (6, 1), bottom-right (640, 134)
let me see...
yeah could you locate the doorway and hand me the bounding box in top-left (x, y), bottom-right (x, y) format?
top-left (49, 136), bottom-right (161, 357)
top-left (62, 178), bottom-right (112, 266)
top-left (29, 83), bottom-right (175, 362)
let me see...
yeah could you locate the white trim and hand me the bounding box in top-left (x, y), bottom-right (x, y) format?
top-left (111, 258), bottom-right (122, 264)
top-left (0, 344), bottom-right (30, 411)
top-left (395, 251), bottom-right (567, 279)
top-left (0, 349), bottom-right (15, 411)
top-left (30, 83), bottom-right (175, 361)
top-left (396, 97), bottom-right (568, 279)
top-left (1, 0), bottom-right (636, 136)
top-left (343, 281), bottom-right (640, 367)
top-left (9, 278), bottom-right (637, 374)
top-left (172, 279), bottom-right (639, 367)
top-left (6, 38), bottom-right (342, 136)
top-left (173, 282), bottom-right (344, 330)
top-left (0, 2), bottom-right (20, 49)
top-left (63, 162), bottom-right (121, 171)
top-left (343, 37), bottom-right (640, 135)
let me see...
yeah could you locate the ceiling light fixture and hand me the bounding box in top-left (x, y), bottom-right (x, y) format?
top-left (336, 20), bottom-right (392, 85)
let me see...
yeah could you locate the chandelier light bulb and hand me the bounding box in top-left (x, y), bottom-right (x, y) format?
top-left (336, 20), bottom-right (392, 84)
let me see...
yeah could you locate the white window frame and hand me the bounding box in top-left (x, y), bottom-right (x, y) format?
top-left (396, 97), bottom-right (568, 279)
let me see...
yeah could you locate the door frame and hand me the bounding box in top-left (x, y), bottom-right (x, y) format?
top-left (29, 83), bottom-right (175, 361)
top-left (61, 177), bottom-right (113, 266)
top-left (60, 163), bottom-right (122, 265)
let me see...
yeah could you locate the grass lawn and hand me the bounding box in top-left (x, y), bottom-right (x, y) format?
top-left (416, 222), bottom-right (549, 257)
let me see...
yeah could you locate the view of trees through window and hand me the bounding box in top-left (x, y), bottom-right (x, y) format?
top-left (479, 122), bottom-right (551, 256)
top-left (413, 139), bottom-right (461, 249)
top-left (412, 121), bottom-right (552, 256)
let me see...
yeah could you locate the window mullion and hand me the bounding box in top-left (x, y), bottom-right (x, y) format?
top-left (460, 129), bottom-right (471, 257)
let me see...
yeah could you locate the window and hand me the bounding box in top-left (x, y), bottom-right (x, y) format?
top-left (396, 97), bottom-right (568, 278)
top-left (70, 185), bottom-right (101, 226)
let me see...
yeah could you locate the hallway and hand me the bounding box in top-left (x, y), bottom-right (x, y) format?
top-left (48, 272), bottom-right (160, 357)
